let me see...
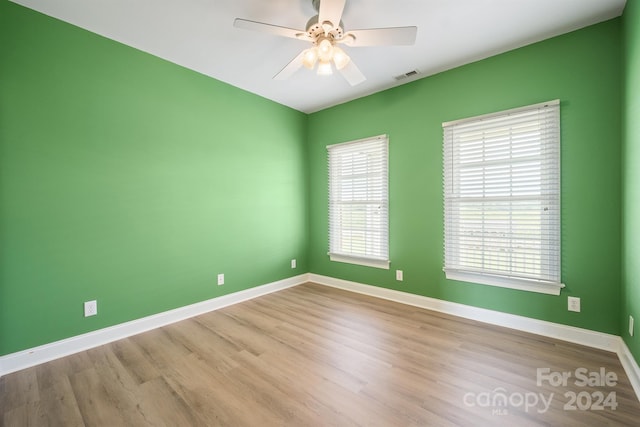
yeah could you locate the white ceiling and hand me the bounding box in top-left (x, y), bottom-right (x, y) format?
top-left (11, 0), bottom-right (626, 113)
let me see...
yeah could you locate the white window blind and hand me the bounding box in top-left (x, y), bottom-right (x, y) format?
top-left (328, 135), bottom-right (389, 269)
top-left (443, 100), bottom-right (564, 295)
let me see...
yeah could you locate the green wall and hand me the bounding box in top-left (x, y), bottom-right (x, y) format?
top-left (308, 19), bottom-right (623, 334)
top-left (0, 1), bottom-right (308, 355)
top-left (623, 0), bottom-right (640, 363)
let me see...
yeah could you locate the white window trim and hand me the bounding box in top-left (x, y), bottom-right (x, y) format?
top-left (329, 253), bottom-right (390, 270)
top-left (443, 100), bottom-right (564, 295)
top-left (328, 134), bottom-right (390, 270)
top-left (445, 270), bottom-right (563, 296)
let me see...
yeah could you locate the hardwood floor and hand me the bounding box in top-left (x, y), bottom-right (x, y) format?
top-left (2, 282), bottom-right (639, 426)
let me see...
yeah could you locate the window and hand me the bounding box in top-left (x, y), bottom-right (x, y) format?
top-left (328, 135), bottom-right (389, 269)
top-left (443, 100), bottom-right (563, 295)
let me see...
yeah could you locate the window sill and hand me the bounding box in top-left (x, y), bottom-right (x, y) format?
top-left (329, 253), bottom-right (390, 270)
top-left (444, 270), bottom-right (564, 295)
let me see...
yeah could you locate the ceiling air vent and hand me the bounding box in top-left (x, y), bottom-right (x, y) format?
top-left (394, 69), bottom-right (420, 81)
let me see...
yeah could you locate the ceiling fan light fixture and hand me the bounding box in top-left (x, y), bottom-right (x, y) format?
top-left (318, 39), bottom-right (334, 62)
top-left (302, 48), bottom-right (318, 69)
top-left (317, 60), bottom-right (333, 76)
top-left (332, 46), bottom-right (350, 70)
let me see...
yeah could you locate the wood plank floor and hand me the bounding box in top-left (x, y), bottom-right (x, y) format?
top-left (2, 282), bottom-right (639, 426)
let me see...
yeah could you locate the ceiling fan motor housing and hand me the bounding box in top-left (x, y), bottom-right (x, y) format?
top-left (305, 15), bottom-right (344, 44)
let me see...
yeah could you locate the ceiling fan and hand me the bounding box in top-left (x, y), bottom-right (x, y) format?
top-left (234, 0), bottom-right (417, 86)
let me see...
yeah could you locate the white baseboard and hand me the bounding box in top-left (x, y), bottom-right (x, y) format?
top-left (309, 274), bottom-right (619, 351)
top-left (309, 273), bottom-right (640, 401)
top-left (617, 337), bottom-right (640, 400)
top-left (0, 274), bottom-right (309, 377)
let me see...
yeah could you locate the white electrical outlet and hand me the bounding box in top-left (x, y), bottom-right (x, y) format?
top-left (396, 270), bottom-right (403, 281)
top-left (291, 259), bottom-right (297, 269)
top-left (217, 273), bottom-right (224, 286)
top-left (84, 300), bottom-right (97, 317)
top-left (630, 316), bottom-right (635, 337)
top-left (568, 296), bottom-right (580, 313)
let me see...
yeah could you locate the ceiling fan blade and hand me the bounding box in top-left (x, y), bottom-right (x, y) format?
top-left (318, 0), bottom-right (346, 29)
top-left (342, 26), bottom-right (418, 47)
top-left (234, 18), bottom-right (308, 40)
top-left (339, 60), bottom-right (366, 86)
top-left (274, 51), bottom-right (305, 80)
